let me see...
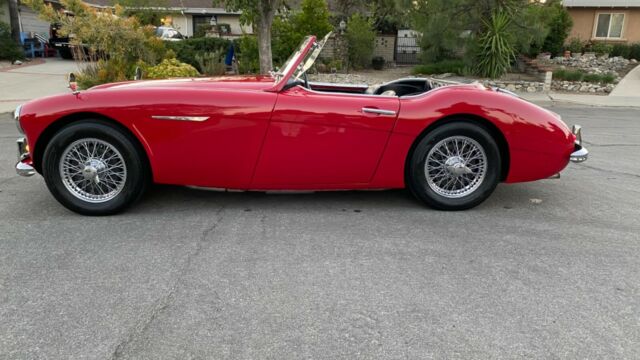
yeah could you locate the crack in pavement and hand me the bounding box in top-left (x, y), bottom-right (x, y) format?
top-left (582, 141), bottom-right (640, 147)
top-left (109, 205), bottom-right (227, 360)
top-left (576, 163), bottom-right (640, 179)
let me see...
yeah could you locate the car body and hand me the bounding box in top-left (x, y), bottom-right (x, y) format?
top-left (155, 26), bottom-right (184, 41)
top-left (14, 34), bottom-right (588, 215)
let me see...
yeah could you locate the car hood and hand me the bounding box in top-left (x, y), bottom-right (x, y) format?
top-left (88, 75), bottom-right (276, 92)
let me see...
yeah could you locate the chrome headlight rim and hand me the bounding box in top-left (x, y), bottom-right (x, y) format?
top-left (14, 104), bottom-right (23, 134)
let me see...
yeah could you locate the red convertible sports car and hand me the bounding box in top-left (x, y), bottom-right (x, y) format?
top-left (14, 34), bottom-right (588, 215)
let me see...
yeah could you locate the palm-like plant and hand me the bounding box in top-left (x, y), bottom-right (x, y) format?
top-left (475, 11), bottom-right (516, 79)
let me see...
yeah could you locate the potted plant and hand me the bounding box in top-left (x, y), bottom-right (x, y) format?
top-left (372, 56), bottom-right (385, 70)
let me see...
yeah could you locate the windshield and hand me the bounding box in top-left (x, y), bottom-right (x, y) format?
top-left (293, 32), bottom-right (332, 80)
top-left (275, 36), bottom-right (314, 82)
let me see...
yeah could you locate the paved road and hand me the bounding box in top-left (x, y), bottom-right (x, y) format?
top-left (1, 106), bottom-right (639, 359)
top-left (0, 58), bottom-right (80, 113)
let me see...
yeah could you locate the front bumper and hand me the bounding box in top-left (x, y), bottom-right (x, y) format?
top-left (16, 138), bottom-right (35, 177)
top-left (570, 143), bottom-right (588, 163)
top-left (569, 125), bottom-right (588, 163)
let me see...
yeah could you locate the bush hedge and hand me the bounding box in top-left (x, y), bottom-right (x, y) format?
top-left (567, 41), bottom-right (640, 60)
top-left (553, 69), bottom-right (616, 84)
top-left (165, 37), bottom-right (231, 73)
top-left (145, 58), bottom-right (199, 79)
top-left (0, 22), bottom-right (24, 61)
top-left (412, 60), bottom-right (465, 75)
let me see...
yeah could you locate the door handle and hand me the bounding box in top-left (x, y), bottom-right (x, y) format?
top-left (362, 107), bottom-right (396, 116)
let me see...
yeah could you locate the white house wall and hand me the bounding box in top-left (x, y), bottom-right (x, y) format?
top-left (171, 14), bottom-right (191, 37)
top-left (216, 15), bottom-right (252, 35)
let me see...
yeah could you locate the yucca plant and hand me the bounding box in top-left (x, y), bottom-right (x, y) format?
top-left (475, 11), bottom-right (516, 79)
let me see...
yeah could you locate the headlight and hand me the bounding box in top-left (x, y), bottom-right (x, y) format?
top-left (14, 105), bottom-right (23, 134)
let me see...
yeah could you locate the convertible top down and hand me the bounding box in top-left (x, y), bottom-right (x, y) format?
top-left (14, 34), bottom-right (588, 215)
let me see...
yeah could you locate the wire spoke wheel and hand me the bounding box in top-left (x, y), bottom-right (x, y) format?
top-left (59, 138), bottom-right (127, 203)
top-left (424, 136), bottom-right (487, 198)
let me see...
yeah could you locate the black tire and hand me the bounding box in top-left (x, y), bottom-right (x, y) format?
top-left (42, 120), bottom-right (149, 215)
top-left (407, 121), bottom-right (501, 210)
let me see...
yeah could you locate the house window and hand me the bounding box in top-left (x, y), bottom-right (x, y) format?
top-left (594, 13), bottom-right (624, 39)
top-left (193, 15), bottom-right (216, 37)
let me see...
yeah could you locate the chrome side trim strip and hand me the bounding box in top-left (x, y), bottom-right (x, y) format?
top-left (151, 115), bottom-right (209, 122)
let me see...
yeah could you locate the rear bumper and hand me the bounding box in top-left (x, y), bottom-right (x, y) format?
top-left (16, 138), bottom-right (35, 177)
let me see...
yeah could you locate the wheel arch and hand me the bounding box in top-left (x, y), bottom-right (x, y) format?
top-left (404, 114), bottom-right (510, 183)
top-left (33, 112), bottom-right (153, 181)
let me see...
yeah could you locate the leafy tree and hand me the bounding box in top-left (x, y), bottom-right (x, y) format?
top-left (294, 0), bottom-right (333, 38)
top-left (271, 0), bottom-right (332, 66)
top-left (410, 0), bottom-right (568, 77)
top-left (370, 0), bottom-right (407, 33)
top-left (111, 0), bottom-right (172, 26)
top-left (224, 0), bottom-right (282, 73)
top-left (23, 0), bottom-right (169, 86)
top-left (541, 1), bottom-right (573, 56)
top-left (345, 13), bottom-right (375, 69)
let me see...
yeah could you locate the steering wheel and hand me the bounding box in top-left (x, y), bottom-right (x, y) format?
top-left (302, 71), bottom-right (309, 89)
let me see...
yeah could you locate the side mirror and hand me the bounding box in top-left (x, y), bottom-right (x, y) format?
top-left (68, 72), bottom-right (78, 93)
top-left (134, 66), bottom-right (142, 80)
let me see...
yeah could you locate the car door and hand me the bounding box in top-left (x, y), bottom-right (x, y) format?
top-left (251, 86), bottom-right (400, 188)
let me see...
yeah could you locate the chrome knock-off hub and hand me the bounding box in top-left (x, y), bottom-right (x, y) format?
top-left (424, 136), bottom-right (487, 198)
top-left (59, 138), bottom-right (127, 203)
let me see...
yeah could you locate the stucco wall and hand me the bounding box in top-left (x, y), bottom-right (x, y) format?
top-left (567, 7), bottom-right (640, 43)
top-left (374, 35), bottom-right (395, 62)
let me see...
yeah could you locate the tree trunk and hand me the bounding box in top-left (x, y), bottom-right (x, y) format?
top-left (256, 2), bottom-right (274, 74)
top-left (8, 0), bottom-right (21, 44)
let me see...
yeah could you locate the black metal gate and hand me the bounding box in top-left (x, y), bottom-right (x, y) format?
top-left (395, 34), bottom-right (420, 65)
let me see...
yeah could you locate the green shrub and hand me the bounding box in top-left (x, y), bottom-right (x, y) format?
top-left (413, 60), bottom-right (465, 75)
top-left (270, 0), bottom-right (333, 67)
top-left (565, 38), bottom-right (585, 54)
top-left (345, 14), bottom-right (375, 69)
top-left (553, 69), bottom-right (584, 81)
top-left (0, 22), bottom-right (23, 61)
top-left (475, 12), bottom-right (516, 79)
top-left (541, 4), bottom-right (573, 56)
top-left (145, 58), bottom-right (199, 79)
top-left (554, 69), bottom-right (616, 84)
top-left (236, 35), bottom-right (259, 74)
top-left (372, 56), bottom-right (385, 70)
top-left (611, 44), bottom-right (631, 58)
top-left (165, 37), bottom-right (230, 72)
top-left (583, 72), bottom-right (616, 84)
top-left (590, 42), bottom-right (613, 56)
top-left (629, 43), bottom-right (640, 60)
top-left (195, 50), bottom-right (226, 76)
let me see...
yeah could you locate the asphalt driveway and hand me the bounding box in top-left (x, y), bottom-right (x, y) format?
top-left (0, 58), bottom-right (80, 113)
top-left (0, 105), bottom-right (639, 359)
